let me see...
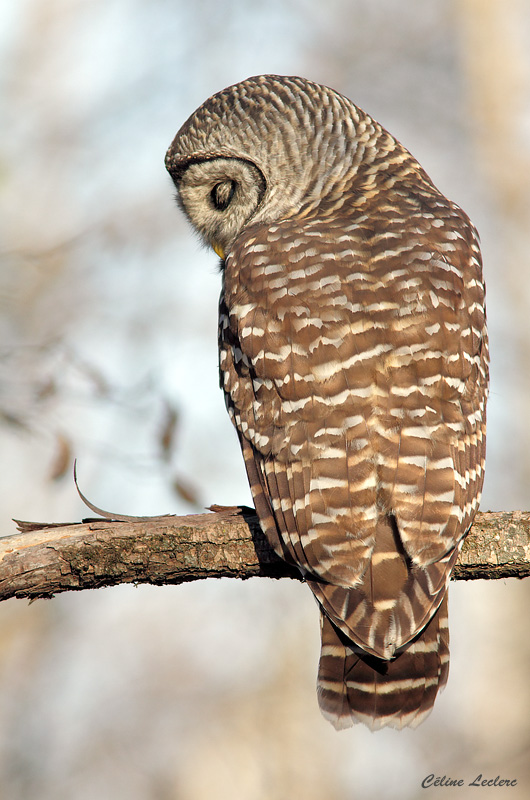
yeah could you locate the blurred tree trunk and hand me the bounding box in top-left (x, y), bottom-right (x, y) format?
top-left (455, 0), bottom-right (530, 499)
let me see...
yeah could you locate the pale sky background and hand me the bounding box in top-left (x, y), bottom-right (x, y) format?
top-left (1, 1), bottom-right (529, 799)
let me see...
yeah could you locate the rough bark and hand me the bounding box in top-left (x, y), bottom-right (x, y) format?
top-left (0, 509), bottom-right (528, 603)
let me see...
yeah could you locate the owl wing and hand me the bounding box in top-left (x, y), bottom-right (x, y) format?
top-left (219, 211), bottom-right (487, 661)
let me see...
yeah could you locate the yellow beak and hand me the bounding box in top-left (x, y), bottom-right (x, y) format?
top-left (212, 242), bottom-right (226, 260)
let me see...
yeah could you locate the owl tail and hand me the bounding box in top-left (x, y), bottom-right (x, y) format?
top-left (316, 595), bottom-right (450, 730)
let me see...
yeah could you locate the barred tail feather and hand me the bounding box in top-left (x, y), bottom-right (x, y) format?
top-left (317, 596), bottom-right (450, 730)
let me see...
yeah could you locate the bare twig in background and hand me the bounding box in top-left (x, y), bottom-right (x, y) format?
top-left (0, 510), bottom-right (528, 603)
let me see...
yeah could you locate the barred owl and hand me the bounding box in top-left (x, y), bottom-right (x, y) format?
top-left (165, 75), bottom-right (488, 730)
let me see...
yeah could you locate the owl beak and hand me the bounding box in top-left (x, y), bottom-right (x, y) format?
top-left (212, 242), bottom-right (226, 260)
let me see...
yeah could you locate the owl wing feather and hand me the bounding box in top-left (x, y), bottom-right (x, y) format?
top-left (219, 205), bottom-right (487, 726)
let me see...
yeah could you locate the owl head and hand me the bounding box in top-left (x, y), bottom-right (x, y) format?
top-left (165, 75), bottom-right (383, 258)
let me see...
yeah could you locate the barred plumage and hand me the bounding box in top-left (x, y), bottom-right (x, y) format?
top-left (166, 75), bottom-right (488, 729)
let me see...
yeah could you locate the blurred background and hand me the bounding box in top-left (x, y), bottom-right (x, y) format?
top-left (1, 0), bottom-right (529, 798)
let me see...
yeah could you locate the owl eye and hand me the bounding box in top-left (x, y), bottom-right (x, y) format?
top-left (210, 180), bottom-right (236, 211)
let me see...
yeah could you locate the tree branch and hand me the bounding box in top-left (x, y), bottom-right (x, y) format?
top-left (0, 509), bottom-right (529, 602)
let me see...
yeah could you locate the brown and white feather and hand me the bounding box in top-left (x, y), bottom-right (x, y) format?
top-left (166, 75), bottom-right (488, 730)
